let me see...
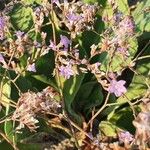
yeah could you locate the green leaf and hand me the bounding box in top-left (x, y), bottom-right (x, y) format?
top-left (0, 141), bottom-right (13, 150)
top-left (109, 107), bottom-right (135, 133)
top-left (0, 76), bottom-right (13, 141)
top-left (132, 0), bottom-right (150, 34)
top-left (73, 82), bottom-right (103, 115)
top-left (21, 0), bottom-right (42, 4)
top-left (99, 121), bottom-right (119, 136)
top-left (17, 143), bottom-right (41, 150)
top-left (62, 74), bottom-right (85, 125)
top-left (32, 75), bottom-right (58, 91)
top-left (9, 3), bottom-right (33, 32)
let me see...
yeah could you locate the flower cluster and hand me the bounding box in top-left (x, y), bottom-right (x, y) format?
top-left (57, 2), bottom-right (98, 38)
top-left (118, 131), bottom-right (134, 144)
top-left (12, 87), bottom-right (61, 131)
top-left (108, 79), bottom-right (127, 97)
top-left (50, 35), bottom-right (87, 79)
top-left (33, 7), bottom-right (45, 31)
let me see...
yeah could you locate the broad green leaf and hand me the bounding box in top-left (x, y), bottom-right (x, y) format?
top-left (0, 141), bottom-right (13, 150)
top-left (21, 0), bottom-right (42, 4)
top-left (82, 0), bottom-right (106, 6)
top-left (73, 82), bottom-right (103, 117)
top-left (36, 53), bottom-right (55, 76)
top-left (61, 74), bottom-right (84, 125)
top-left (32, 75), bottom-right (58, 91)
top-left (9, 3), bottom-right (33, 32)
top-left (99, 121), bottom-right (119, 136)
top-left (0, 76), bottom-right (13, 141)
top-left (116, 0), bottom-right (130, 15)
top-left (132, 0), bottom-right (150, 34)
top-left (17, 143), bottom-right (41, 150)
top-left (109, 107), bottom-right (135, 133)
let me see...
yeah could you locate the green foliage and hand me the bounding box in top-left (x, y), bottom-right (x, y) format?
top-left (61, 74), bottom-right (85, 125)
top-left (21, 0), bottom-right (42, 5)
top-left (132, 0), bottom-right (150, 34)
top-left (73, 81), bottom-right (103, 117)
top-left (0, 0), bottom-right (150, 149)
top-left (9, 3), bottom-right (33, 32)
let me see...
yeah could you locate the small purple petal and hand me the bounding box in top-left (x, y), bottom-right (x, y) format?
top-left (108, 80), bottom-right (127, 97)
top-left (49, 40), bottom-right (57, 51)
top-left (118, 131), bottom-right (133, 143)
top-left (0, 17), bottom-right (6, 40)
top-left (27, 63), bottom-right (36, 72)
top-left (0, 17), bottom-right (5, 30)
top-left (59, 65), bottom-right (74, 79)
top-left (52, 0), bottom-right (60, 6)
top-left (60, 35), bottom-right (71, 49)
top-left (15, 31), bottom-right (24, 39)
top-left (0, 53), bottom-right (5, 63)
top-left (67, 13), bottom-right (81, 22)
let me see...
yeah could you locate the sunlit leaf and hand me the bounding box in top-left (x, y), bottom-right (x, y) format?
top-left (9, 3), bottom-right (33, 32)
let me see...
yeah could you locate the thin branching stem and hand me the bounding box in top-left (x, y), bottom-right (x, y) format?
top-left (88, 92), bottom-right (110, 125)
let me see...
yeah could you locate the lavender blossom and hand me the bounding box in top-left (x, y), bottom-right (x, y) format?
top-left (27, 63), bottom-right (36, 72)
top-left (62, 2), bottom-right (98, 37)
top-left (60, 35), bottom-right (71, 50)
top-left (15, 31), bottom-right (24, 39)
top-left (118, 131), bottom-right (134, 143)
top-left (67, 13), bottom-right (80, 22)
top-left (49, 40), bottom-right (57, 51)
top-left (59, 65), bottom-right (74, 79)
top-left (108, 80), bottom-right (127, 97)
top-left (52, 0), bottom-right (60, 6)
top-left (0, 17), bottom-right (6, 40)
top-left (117, 47), bottom-right (129, 56)
top-left (0, 53), bottom-right (5, 63)
top-left (118, 16), bottom-right (135, 36)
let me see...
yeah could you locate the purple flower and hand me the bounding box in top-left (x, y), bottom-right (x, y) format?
top-left (15, 31), bottom-right (24, 39)
top-left (117, 47), bottom-right (129, 56)
top-left (49, 40), bottom-right (57, 51)
top-left (27, 63), bottom-right (36, 72)
top-left (60, 35), bottom-right (71, 50)
top-left (118, 131), bottom-right (133, 143)
top-left (108, 80), bottom-right (127, 97)
top-left (0, 17), bottom-right (5, 30)
top-left (52, 0), bottom-right (60, 6)
top-left (59, 65), bottom-right (74, 79)
top-left (0, 53), bottom-right (5, 63)
top-left (0, 17), bottom-right (6, 40)
top-left (119, 16), bottom-right (135, 36)
top-left (67, 13), bottom-right (81, 22)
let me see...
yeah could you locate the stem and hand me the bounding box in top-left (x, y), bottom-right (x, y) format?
top-left (63, 115), bottom-right (93, 140)
top-left (123, 94), bottom-right (136, 118)
top-left (135, 55), bottom-right (150, 61)
top-left (0, 130), bottom-right (19, 150)
top-left (64, 113), bottom-right (80, 149)
top-left (88, 92), bottom-right (110, 125)
top-left (132, 40), bottom-right (150, 62)
top-left (50, 0), bottom-right (63, 97)
top-left (27, 22), bottom-right (52, 34)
